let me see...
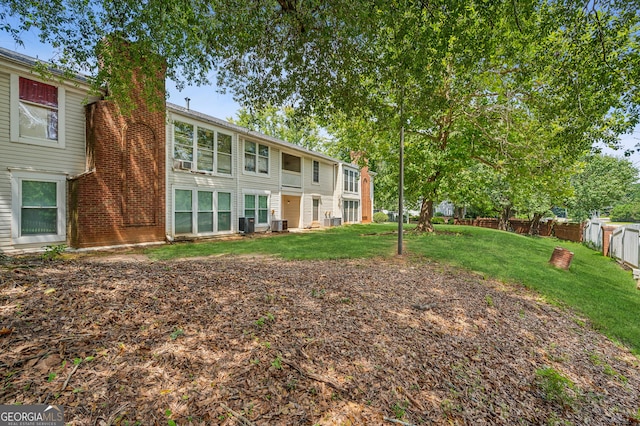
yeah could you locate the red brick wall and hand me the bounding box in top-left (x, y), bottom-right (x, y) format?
top-left (360, 166), bottom-right (372, 223)
top-left (69, 72), bottom-right (166, 248)
top-left (602, 225), bottom-right (616, 256)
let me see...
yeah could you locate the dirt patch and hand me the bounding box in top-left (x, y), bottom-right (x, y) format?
top-left (1, 255), bottom-right (639, 425)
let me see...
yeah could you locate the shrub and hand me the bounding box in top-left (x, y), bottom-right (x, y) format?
top-left (373, 212), bottom-right (388, 223)
top-left (610, 203), bottom-right (640, 222)
top-left (431, 217), bottom-right (445, 224)
top-left (42, 244), bottom-right (67, 261)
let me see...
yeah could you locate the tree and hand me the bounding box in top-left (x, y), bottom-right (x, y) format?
top-left (228, 105), bottom-right (328, 152)
top-left (3, 0), bottom-right (639, 236)
top-left (568, 154), bottom-right (639, 220)
top-left (0, 0), bottom-right (220, 110)
top-left (210, 0), bottom-right (639, 232)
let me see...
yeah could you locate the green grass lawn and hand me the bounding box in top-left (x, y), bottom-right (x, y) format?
top-left (145, 223), bottom-right (640, 355)
top-left (406, 225), bottom-right (640, 355)
top-left (146, 224), bottom-right (400, 261)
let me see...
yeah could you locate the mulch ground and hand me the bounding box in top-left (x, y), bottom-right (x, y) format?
top-left (1, 253), bottom-right (639, 425)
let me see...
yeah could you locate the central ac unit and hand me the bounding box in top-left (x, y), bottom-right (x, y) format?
top-left (178, 160), bottom-right (193, 170)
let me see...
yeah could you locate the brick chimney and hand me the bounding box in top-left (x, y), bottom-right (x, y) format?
top-left (69, 43), bottom-right (166, 248)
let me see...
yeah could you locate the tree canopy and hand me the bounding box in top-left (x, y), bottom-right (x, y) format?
top-left (2, 0), bottom-right (639, 229)
top-left (0, 0), bottom-right (219, 109)
top-left (210, 0), bottom-right (639, 229)
top-left (568, 154), bottom-right (639, 220)
top-left (228, 105), bottom-right (328, 152)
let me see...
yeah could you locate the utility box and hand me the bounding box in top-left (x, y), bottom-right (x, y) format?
top-left (239, 217), bottom-right (255, 234)
top-left (324, 217), bottom-right (342, 227)
top-left (271, 220), bottom-right (289, 232)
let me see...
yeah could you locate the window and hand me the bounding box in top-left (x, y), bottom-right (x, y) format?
top-left (343, 200), bottom-right (359, 223)
top-left (244, 141), bottom-right (269, 174)
top-left (244, 194), bottom-right (269, 224)
top-left (175, 189), bottom-right (193, 233)
top-left (197, 128), bottom-right (214, 171)
top-left (218, 133), bottom-right (232, 174)
top-left (174, 122), bottom-right (194, 162)
top-left (312, 160), bottom-right (320, 183)
top-left (218, 192), bottom-right (232, 231)
top-left (11, 75), bottom-right (66, 148)
top-left (282, 153), bottom-right (301, 172)
top-left (175, 189), bottom-right (232, 234)
top-left (343, 169), bottom-right (359, 193)
top-left (11, 172), bottom-right (66, 244)
top-left (198, 191), bottom-right (214, 233)
top-left (173, 121), bottom-right (232, 174)
top-left (313, 198), bottom-right (320, 221)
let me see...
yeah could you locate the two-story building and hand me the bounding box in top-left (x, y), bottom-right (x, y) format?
top-left (0, 47), bottom-right (374, 254)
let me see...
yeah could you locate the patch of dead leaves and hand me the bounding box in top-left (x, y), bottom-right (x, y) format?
top-left (1, 255), bottom-right (639, 425)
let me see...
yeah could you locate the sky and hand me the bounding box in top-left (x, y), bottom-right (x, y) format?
top-left (2, 26), bottom-right (639, 168)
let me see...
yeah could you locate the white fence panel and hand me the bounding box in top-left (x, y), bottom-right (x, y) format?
top-left (610, 227), bottom-right (624, 260)
top-left (583, 220), bottom-right (603, 250)
top-left (610, 224), bottom-right (640, 268)
top-left (623, 227), bottom-right (640, 268)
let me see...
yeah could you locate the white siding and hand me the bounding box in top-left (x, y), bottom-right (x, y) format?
top-left (164, 110), bottom-right (353, 234)
top-left (165, 112), bottom-right (239, 237)
top-left (0, 66), bottom-right (93, 253)
top-left (0, 71), bottom-right (12, 253)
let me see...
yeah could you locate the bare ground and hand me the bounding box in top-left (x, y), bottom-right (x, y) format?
top-left (1, 254), bottom-right (639, 425)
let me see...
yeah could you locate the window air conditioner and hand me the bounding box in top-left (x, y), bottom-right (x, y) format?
top-left (178, 160), bottom-right (193, 170)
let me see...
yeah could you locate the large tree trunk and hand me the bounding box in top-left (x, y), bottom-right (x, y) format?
top-left (528, 212), bottom-right (543, 236)
top-left (498, 206), bottom-right (511, 231)
top-left (415, 199), bottom-right (435, 232)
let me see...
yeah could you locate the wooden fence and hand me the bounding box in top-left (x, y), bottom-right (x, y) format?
top-left (458, 217), bottom-right (640, 270)
top-left (456, 218), bottom-right (583, 243)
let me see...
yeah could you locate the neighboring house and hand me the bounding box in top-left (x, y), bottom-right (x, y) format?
top-left (0, 47), bottom-right (373, 254)
top-left (435, 201), bottom-right (454, 217)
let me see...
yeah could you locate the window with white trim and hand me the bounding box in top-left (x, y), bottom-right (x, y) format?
top-left (312, 160), bottom-right (320, 183)
top-left (174, 189), bottom-right (233, 235)
top-left (343, 169), bottom-right (359, 193)
top-left (173, 120), bottom-right (233, 175)
top-left (244, 194), bottom-right (269, 224)
top-left (343, 200), bottom-right (359, 223)
top-left (174, 122), bottom-right (194, 163)
top-left (11, 172), bottom-right (66, 244)
top-left (218, 133), bottom-right (232, 174)
top-left (197, 128), bottom-right (214, 171)
top-left (244, 141), bottom-right (269, 174)
top-left (197, 191), bottom-right (214, 233)
top-left (174, 189), bottom-right (193, 234)
top-left (11, 75), bottom-right (66, 148)
top-left (218, 192), bottom-right (232, 231)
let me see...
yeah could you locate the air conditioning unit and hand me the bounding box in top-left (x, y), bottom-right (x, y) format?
top-left (178, 160), bottom-right (193, 170)
top-left (271, 220), bottom-right (288, 232)
top-left (239, 217), bottom-right (255, 234)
